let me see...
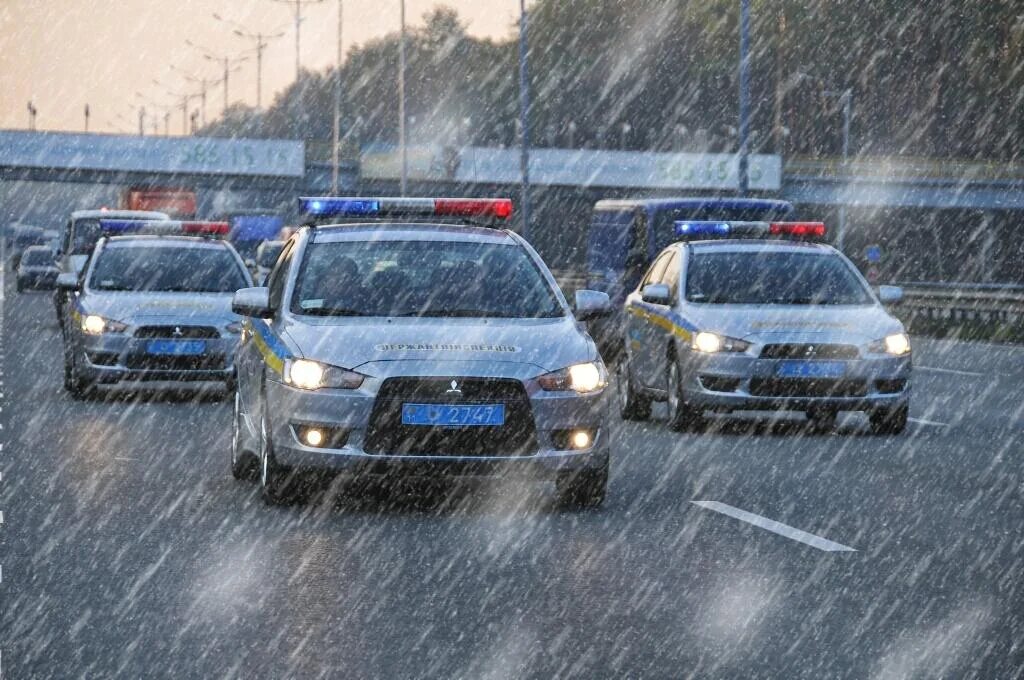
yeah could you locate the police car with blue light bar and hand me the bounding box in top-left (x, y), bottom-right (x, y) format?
top-left (230, 196), bottom-right (613, 507)
top-left (618, 221), bottom-right (911, 433)
top-left (58, 225), bottom-right (251, 397)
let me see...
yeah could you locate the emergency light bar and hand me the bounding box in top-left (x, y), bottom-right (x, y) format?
top-left (673, 221), bottom-right (826, 241)
top-left (299, 196), bottom-right (514, 220)
top-left (99, 219), bottom-right (231, 236)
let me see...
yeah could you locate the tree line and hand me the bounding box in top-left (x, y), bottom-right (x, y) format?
top-left (200, 0), bottom-right (1024, 162)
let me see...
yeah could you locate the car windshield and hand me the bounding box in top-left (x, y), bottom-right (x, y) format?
top-left (293, 239), bottom-right (564, 318)
top-left (686, 250), bottom-right (873, 305)
top-left (22, 249), bottom-right (52, 266)
top-left (89, 245), bottom-right (248, 293)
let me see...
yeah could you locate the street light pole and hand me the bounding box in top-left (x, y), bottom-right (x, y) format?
top-left (332, 0), bottom-right (343, 194)
top-left (214, 14), bottom-right (284, 109)
top-left (824, 88), bottom-right (853, 251)
top-left (737, 0), bottom-right (751, 195)
top-left (518, 0), bottom-right (532, 239)
top-left (84, 104), bottom-right (90, 133)
top-left (398, 0), bottom-right (408, 196)
top-left (271, 0), bottom-right (325, 80)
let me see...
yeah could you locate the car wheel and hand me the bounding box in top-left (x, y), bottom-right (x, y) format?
top-left (617, 354), bottom-right (651, 421)
top-left (556, 459), bottom-right (608, 509)
top-left (63, 337), bottom-right (92, 399)
top-left (259, 410), bottom-right (295, 505)
top-left (231, 391), bottom-right (258, 481)
top-left (666, 359), bottom-right (705, 432)
top-left (870, 404), bottom-right (908, 435)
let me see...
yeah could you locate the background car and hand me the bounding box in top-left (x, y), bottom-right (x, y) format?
top-left (16, 245), bottom-right (59, 292)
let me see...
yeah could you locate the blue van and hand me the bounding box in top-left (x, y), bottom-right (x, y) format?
top-left (585, 197), bottom-right (794, 360)
top-left (223, 211), bottom-right (286, 262)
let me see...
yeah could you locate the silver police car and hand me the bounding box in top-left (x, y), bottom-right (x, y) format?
top-left (59, 232), bottom-right (252, 397)
top-left (618, 221), bottom-right (911, 433)
top-left (230, 198), bottom-right (612, 506)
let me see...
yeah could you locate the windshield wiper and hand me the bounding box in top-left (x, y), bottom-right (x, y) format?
top-left (301, 307), bottom-right (367, 317)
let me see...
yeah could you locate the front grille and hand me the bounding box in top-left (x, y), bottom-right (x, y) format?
top-left (135, 325), bottom-right (220, 339)
top-left (364, 377), bottom-right (537, 456)
top-left (760, 343), bottom-right (859, 360)
top-left (86, 351), bottom-right (120, 366)
top-left (749, 378), bottom-right (868, 398)
top-left (123, 354), bottom-right (227, 371)
top-left (875, 379), bottom-right (907, 394)
top-left (699, 375), bottom-right (741, 393)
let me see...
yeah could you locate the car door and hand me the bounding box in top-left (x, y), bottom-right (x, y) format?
top-left (238, 239), bottom-right (293, 420)
top-left (631, 251), bottom-right (671, 388)
top-left (648, 249), bottom-right (681, 389)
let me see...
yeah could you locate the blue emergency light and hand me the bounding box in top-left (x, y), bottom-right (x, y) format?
top-left (98, 219), bottom-right (230, 236)
top-left (673, 220), bottom-right (826, 241)
top-left (299, 196), bottom-right (513, 220)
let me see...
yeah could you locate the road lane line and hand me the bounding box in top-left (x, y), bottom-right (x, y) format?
top-left (917, 365), bottom-right (985, 377)
top-left (691, 501), bottom-right (857, 552)
top-left (909, 417), bottom-right (949, 427)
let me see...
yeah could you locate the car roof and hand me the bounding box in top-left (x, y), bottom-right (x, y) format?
top-left (594, 197), bottom-right (793, 213)
top-left (311, 223), bottom-right (517, 245)
top-left (71, 210), bottom-right (170, 220)
top-left (103, 235), bottom-right (230, 250)
top-left (685, 240), bottom-right (836, 255)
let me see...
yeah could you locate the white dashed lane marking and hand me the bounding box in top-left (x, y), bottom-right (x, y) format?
top-left (691, 501), bottom-right (857, 552)
top-left (917, 365), bottom-right (985, 378)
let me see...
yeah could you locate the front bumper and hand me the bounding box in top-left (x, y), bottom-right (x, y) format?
top-left (75, 332), bottom-right (238, 384)
top-left (265, 378), bottom-right (610, 478)
top-left (680, 352), bottom-right (911, 412)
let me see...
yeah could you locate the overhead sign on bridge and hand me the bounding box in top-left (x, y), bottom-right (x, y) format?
top-left (0, 130), bottom-right (305, 178)
top-left (362, 146), bottom-right (781, 191)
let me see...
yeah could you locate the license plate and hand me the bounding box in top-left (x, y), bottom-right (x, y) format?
top-left (401, 403), bottom-right (505, 427)
top-left (776, 361), bottom-right (846, 378)
top-left (146, 340), bottom-right (206, 356)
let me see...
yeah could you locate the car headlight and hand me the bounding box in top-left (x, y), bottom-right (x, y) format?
top-left (870, 333), bottom-right (911, 356)
top-left (284, 359), bottom-right (364, 390)
top-left (691, 331), bottom-right (750, 353)
top-left (537, 361), bottom-right (608, 393)
top-left (81, 314), bottom-right (128, 335)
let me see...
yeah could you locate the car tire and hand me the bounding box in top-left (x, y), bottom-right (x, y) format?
top-left (617, 355), bottom-right (651, 421)
top-left (870, 404), bottom-right (908, 435)
top-left (556, 459), bottom-right (608, 509)
top-left (666, 359), bottom-right (705, 432)
top-left (63, 337), bottom-right (93, 400)
top-left (231, 392), bottom-right (258, 481)
top-left (259, 410), bottom-right (295, 505)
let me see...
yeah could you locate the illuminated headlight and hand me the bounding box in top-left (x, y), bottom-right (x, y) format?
top-left (284, 359), bottom-right (364, 390)
top-left (81, 314), bottom-right (128, 335)
top-left (691, 331), bottom-right (749, 354)
top-left (870, 333), bottom-right (911, 356)
top-left (538, 361), bottom-right (608, 394)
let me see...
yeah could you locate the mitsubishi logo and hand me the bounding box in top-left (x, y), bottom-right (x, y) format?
top-left (446, 380), bottom-right (462, 394)
top-left (172, 326), bottom-right (184, 337)
top-left (805, 345), bottom-right (816, 357)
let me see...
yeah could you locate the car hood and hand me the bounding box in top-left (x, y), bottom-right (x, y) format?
top-left (79, 291), bottom-right (239, 326)
top-left (281, 315), bottom-right (597, 378)
top-left (684, 304), bottom-right (904, 344)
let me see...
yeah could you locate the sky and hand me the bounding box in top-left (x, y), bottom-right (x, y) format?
top-left (0, 0), bottom-right (521, 135)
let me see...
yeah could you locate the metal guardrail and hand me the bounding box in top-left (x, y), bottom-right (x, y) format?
top-left (895, 282), bottom-right (1024, 331)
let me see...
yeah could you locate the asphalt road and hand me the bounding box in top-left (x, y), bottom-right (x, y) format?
top-left (1, 280), bottom-right (1023, 678)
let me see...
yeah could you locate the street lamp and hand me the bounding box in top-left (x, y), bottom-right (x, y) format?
top-left (518, 0), bottom-right (532, 239)
top-left (398, 0), bottom-right (407, 196)
top-left (270, 0), bottom-right (326, 81)
top-left (332, 0), bottom-right (343, 194)
top-left (170, 65), bottom-right (211, 127)
top-left (213, 13), bottom-right (286, 108)
top-left (185, 39), bottom-right (249, 114)
top-left (737, 0), bottom-right (751, 195)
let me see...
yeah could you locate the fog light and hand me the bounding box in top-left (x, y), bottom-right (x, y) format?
top-left (303, 428), bottom-right (324, 447)
top-left (571, 430), bottom-right (592, 449)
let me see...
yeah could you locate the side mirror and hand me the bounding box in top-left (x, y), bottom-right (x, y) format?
top-left (574, 289), bottom-right (612, 321)
top-left (232, 287), bottom-right (273, 317)
top-left (641, 283), bottom-right (671, 306)
top-left (56, 272), bottom-right (80, 291)
top-left (878, 285), bottom-right (903, 305)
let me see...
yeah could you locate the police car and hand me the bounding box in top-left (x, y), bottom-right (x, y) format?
top-left (618, 221), bottom-right (911, 433)
top-left (58, 220), bottom-right (252, 397)
top-left (230, 197), bottom-right (612, 506)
